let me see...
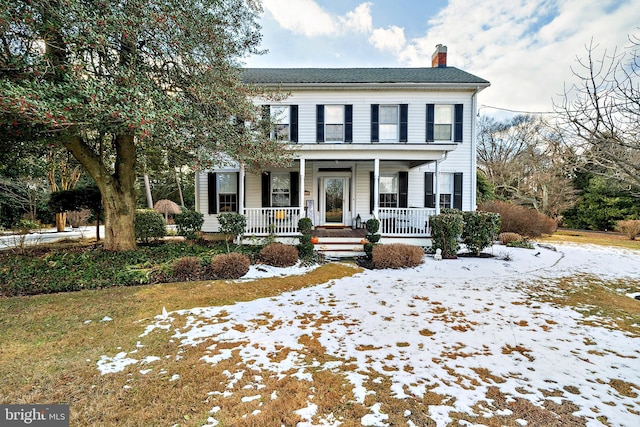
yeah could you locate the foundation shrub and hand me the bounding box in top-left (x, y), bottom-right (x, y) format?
top-left (615, 219), bottom-right (640, 240)
top-left (371, 244), bottom-right (424, 269)
top-left (499, 232), bottom-right (523, 245)
top-left (170, 256), bottom-right (203, 281)
top-left (364, 218), bottom-right (381, 259)
top-left (430, 212), bottom-right (463, 258)
top-left (461, 211), bottom-right (501, 256)
top-left (174, 209), bottom-right (204, 241)
top-left (297, 218), bottom-right (315, 260)
top-left (208, 252), bottom-right (250, 279)
top-left (260, 243), bottom-right (299, 267)
top-left (479, 201), bottom-right (557, 237)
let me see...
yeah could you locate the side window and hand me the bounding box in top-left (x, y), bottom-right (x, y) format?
top-left (379, 105), bottom-right (399, 141)
top-left (218, 173), bottom-right (238, 213)
top-left (379, 174), bottom-right (398, 208)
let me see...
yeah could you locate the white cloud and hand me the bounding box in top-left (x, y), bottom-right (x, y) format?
top-left (262, 0), bottom-right (373, 37)
top-left (369, 25), bottom-right (407, 53)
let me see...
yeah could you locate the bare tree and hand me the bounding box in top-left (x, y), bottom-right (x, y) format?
top-left (556, 36), bottom-right (640, 196)
top-left (477, 115), bottom-right (576, 217)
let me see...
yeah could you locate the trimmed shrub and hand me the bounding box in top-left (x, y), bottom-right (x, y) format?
top-left (174, 209), bottom-right (204, 241)
top-left (171, 256), bottom-right (202, 281)
top-left (430, 212), bottom-right (463, 258)
top-left (499, 232), bottom-right (523, 245)
top-left (372, 244), bottom-right (424, 269)
top-left (218, 212), bottom-right (247, 241)
top-left (479, 201), bottom-right (557, 237)
top-left (364, 218), bottom-right (381, 259)
top-left (260, 243), bottom-right (298, 267)
top-left (461, 211), bottom-right (501, 256)
top-left (209, 252), bottom-right (250, 279)
top-left (135, 209), bottom-right (166, 243)
top-left (297, 217), bottom-right (315, 260)
top-left (615, 219), bottom-right (640, 240)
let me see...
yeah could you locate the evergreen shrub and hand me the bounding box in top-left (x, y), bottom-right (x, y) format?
top-left (430, 212), bottom-right (463, 258)
top-left (174, 209), bottom-right (204, 241)
top-left (135, 209), bottom-right (166, 243)
top-left (461, 211), bottom-right (501, 256)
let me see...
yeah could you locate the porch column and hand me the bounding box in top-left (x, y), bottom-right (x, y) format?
top-left (434, 159), bottom-right (440, 215)
top-left (239, 163), bottom-right (245, 215)
top-left (299, 158), bottom-right (305, 218)
top-left (373, 158), bottom-right (380, 218)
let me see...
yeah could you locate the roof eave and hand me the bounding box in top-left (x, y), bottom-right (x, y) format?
top-left (249, 82), bottom-right (491, 91)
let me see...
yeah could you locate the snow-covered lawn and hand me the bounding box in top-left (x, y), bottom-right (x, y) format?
top-left (98, 244), bottom-right (640, 426)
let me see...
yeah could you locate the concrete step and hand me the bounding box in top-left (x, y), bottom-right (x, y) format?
top-left (313, 238), bottom-right (366, 258)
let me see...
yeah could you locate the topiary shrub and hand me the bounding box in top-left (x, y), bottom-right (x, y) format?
top-left (135, 209), bottom-right (166, 244)
top-left (364, 218), bottom-right (381, 259)
top-left (208, 252), bottom-right (250, 279)
top-left (297, 217), bottom-right (315, 261)
top-left (615, 219), bottom-right (640, 240)
top-left (498, 232), bottom-right (523, 245)
top-left (371, 244), bottom-right (424, 269)
top-left (461, 211), bottom-right (501, 256)
top-left (170, 256), bottom-right (203, 281)
top-left (430, 212), bottom-right (463, 258)
top-left (260, 242), bottom-right (299, 267)
top-left (174, 209), bottom-right (204, 241)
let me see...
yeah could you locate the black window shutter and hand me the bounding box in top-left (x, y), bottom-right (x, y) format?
top-left (453, 172), bottom-right (463, 210)
top-left (316, 105), bottom-right (324, 142)
top-left (208, 173), bottom-right (218, 214)
top-left (234, 172), bottom-right (240, 213)
top-left (426, 104), bottom-right (434, 142)
top-left (290, 105), bottom-right (298, 142)
top-left (261, 172), bottom-right (271, 207)
top-left (399, 104), bottom-right (408, 142)
top-left (424, 172), bottom-right (435, 208)
top-left (290, 171), bottom-right (299, 207)
top-left (399, 171), bottom-right (408, 208)
top-left (371, 104), bottom-right (379, 142)
top-left (345, 105), bottom-right (353, 143)
top-left (369, 171), bottom-right (375, 213)
top-left (454, 104), bottom-right (463, 143)
top-left (262, 105), bottom-right (270, 138)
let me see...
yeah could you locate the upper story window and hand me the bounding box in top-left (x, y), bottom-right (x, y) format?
top-left (316, 104), bottom-right (352, 143)
top-left (325, 105), bottom-right (344, 142)
top-left (426, 104), bottom-right (463, 143)
top-left (262, 105), bottom-right (298, 142)
top-left (270, 106), bottom-right (289, 141)
top-left (434, 105), bottom-right (453, 141)
top-left (371, 104), bottom-right (408, 143)
top-left (379, 106), bottom-right (399, 141)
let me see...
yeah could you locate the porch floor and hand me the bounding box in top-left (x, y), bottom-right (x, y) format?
top-left (312, 228), bottom-right (367, 238)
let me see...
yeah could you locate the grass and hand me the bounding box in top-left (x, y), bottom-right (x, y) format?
top-left (539, 228), bottom-right (640, 250)
top-left (1, 232), bottom-right (639, 426)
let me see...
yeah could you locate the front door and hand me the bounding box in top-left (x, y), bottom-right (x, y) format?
top-left (324, 177), bottom-right (345, 225)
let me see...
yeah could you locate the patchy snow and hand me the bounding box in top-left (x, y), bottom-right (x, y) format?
top-left (97, 243), bottom-right (640, 426)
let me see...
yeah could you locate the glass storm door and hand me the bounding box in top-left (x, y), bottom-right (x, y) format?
top-left (324, 178), bottom-right (345, 224)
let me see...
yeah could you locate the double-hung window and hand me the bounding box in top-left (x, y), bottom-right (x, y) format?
top-left (434, 105), bottom-right (453, 141)
top-left (379, 174), bottom-right (398, 208)
top-left (271, 173), bottom-right (291, 207)
top-left (379, 105), bottom-right (399, 141)
top-left (325, 105), bottom-right (344, 142)
top-left (270, 106), bottom-right (289, 141)
top-left (218, 173), bottom-right (238, 213)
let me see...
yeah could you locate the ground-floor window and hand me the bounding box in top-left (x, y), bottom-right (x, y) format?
top-left (218, 173), bottom-right (238, 213)
top-left (271, 173), bottom-right (291, 207)
top-left (379, 174), bottom-right (398, 208)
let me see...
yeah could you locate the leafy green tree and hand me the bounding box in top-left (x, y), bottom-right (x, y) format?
top-left (1, 0), bottom-right (293, 250)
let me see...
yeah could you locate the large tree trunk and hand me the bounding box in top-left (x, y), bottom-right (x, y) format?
top-left (63, 133), bottom-right (138, 251)
top-left (55, 212), bottom-right (66, 232)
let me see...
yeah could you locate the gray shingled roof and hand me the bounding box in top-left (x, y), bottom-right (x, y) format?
top-left (241, 67), bottom-right (489, 86)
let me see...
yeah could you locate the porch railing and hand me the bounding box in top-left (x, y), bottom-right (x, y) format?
top-left (378, 208), bottom-right (435, 237)
top-left (244, 207), bottom-right (302, 236)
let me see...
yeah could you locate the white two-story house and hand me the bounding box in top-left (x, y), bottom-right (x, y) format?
top-left (195, 45), bottom-right (490, 245)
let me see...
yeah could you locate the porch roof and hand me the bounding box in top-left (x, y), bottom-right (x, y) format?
top-left (292, 143), bottom-right (458, 167)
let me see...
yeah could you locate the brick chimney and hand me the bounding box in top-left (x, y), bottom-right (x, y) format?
top-left (431, 44), bottom-right (447, 68)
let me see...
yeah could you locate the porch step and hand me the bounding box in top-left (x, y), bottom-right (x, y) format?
top-left (313, 237), bottom-right (366, 258)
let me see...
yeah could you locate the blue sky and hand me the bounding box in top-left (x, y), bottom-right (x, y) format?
top-left (244, 0), bottom-right (640, 117)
